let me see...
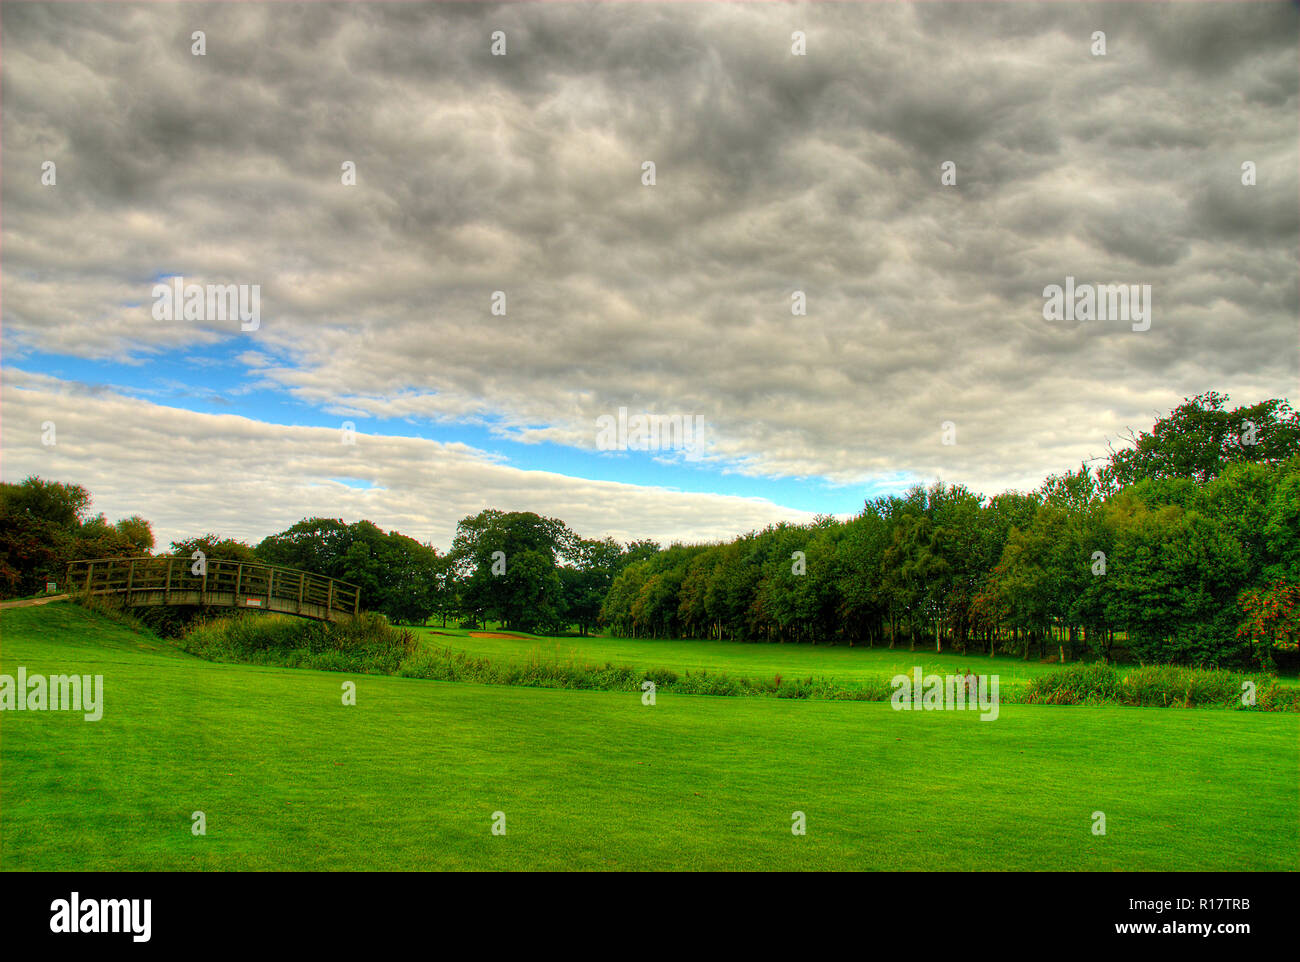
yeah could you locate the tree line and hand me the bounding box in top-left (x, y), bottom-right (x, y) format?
top-left (599, 392), bottom-right (1300, 670)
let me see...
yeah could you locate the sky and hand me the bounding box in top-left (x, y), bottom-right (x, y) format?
top-left (2, 1), bottom-right (1297, 552)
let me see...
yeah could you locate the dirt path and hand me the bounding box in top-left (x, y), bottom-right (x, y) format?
top-left (0, 594), bottom-right (70, 609)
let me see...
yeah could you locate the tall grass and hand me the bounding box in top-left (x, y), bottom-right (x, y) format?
top-left (70, 592), bottom-right (154, 634)
top-left (177, 611), bottom-right (417, 674)
top-left (398, 646), bottom-right (895, 700)
top-left (1023, 662), bottom-right (1299, 711)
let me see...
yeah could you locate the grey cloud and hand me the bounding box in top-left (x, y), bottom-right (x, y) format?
top-left (1, 1), bottom-right (1295, 498)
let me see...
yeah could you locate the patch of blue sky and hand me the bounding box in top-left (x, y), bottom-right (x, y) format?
top-left (325, 478), bottom-right (383, 490)
top-left (5, 338), bottom-right (910, 516)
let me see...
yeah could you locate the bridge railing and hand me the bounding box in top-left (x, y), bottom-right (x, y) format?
top-left (65, 557), bottom-right (361, 621)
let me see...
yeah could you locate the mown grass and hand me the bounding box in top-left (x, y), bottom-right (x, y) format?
top-left (2, 603), bottom-right (1297, 871)
top-left (402, 645), bottom-right (896, 699)
top-left (150, 613), bottom-right (1296, 709)
top-left (418, 626), bottom-right (1299, 700)
top-left (419, 626), bottom-right (1064, 691)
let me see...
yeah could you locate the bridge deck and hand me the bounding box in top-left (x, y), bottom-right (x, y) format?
top-left (65, 557), bottom-right (361, 623)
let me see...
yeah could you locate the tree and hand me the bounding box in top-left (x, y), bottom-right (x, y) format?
top-left (0, 478), bottom-right (143, 597)
top-left (1103, 494), bottom-right (1250, 666)
top-left (449, 510), bottom-right (571, 632)
top-left (602, 559), bottom-right (650, 637)
top-left (115, 516), bottom-right (156, 554)
top-left (1104, 391), bottom-right (1300, 487)
top-left (255, 518), bottom-right (443, 624)
top-left (882, 512), bottom-right (949, 651)
top-left (561, 537), bottom-right (622, 636)
top-left (171, 534), bottom-right (259, 564)
top-left (1237, 581), bottom-right (1300, 669)
top-left (255, 518), bottom-right (353, 573)
top-left (1, 476), bottom-right (92, 528)
top-left (836, 508), bottom-right (890, 645)
top-left (428, 552), bottom-right (459, 628)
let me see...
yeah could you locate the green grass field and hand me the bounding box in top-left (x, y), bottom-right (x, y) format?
top-left (421, 626), bottom-right (1300, 693)
top-left (3, 604), bottom-right (1297, 870)
top-left (424, 626), bottom-right (1095, 693)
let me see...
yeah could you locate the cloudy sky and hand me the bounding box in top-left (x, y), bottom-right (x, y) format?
top-left (2, 1), bottom-right (1297, 551)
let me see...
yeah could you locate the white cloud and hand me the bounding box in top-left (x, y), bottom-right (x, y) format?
top-left (1, 371), bottom-right (820, 550)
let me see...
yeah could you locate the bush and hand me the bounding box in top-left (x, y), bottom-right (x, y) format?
top-left (1025, 661), bottom-right (1298, 711)
top-left (1023, 663), bottom-right (1120, 705)
top-left (1254, 682), bottom-right (1300, 712)
top-left (1119, 665), bottom-right (1237, 708)
top-left (178, 611), bottom-right (416, 674)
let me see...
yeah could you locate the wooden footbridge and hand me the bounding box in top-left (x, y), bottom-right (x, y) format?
top-left (65, 557), bottom-right (362, 623)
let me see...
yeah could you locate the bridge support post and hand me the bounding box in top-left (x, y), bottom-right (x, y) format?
top-left (165, 557), bottom-right (173, 602)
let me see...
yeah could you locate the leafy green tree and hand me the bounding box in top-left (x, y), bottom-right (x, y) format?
top-left (882, 512), bottom-right (948, 651)
top-left (0, 478), bottom-right (148, 596)
top-left (428, 551), bottom-right (459, 628)
top-left (602, 559), bottom-right (650, 636)
top-left (255, 518), bottom-right (353, 573)
top-left (1104, 391), bottom-right (1300, 487)
top-left (255, 519), bottom-right (442, 624)
top-left (171, 534), bottom-right (259, 564)
top-left (450, 510), bottom-right (571, 631)
top-left (114, 515), bottom-right (155, 554)
top-left (676, 548), bottom-right (718, 638)
top-left (1103, 494), bottom-right (1250, 666)
top-left (1, 476), bottom-right (92, 528)
top-left (1237, 581), bottom-right (1300, 669)
top-left (560, 537), bottom-right (622, 636)
top-left (835, 508), bottom-right (890, 645)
